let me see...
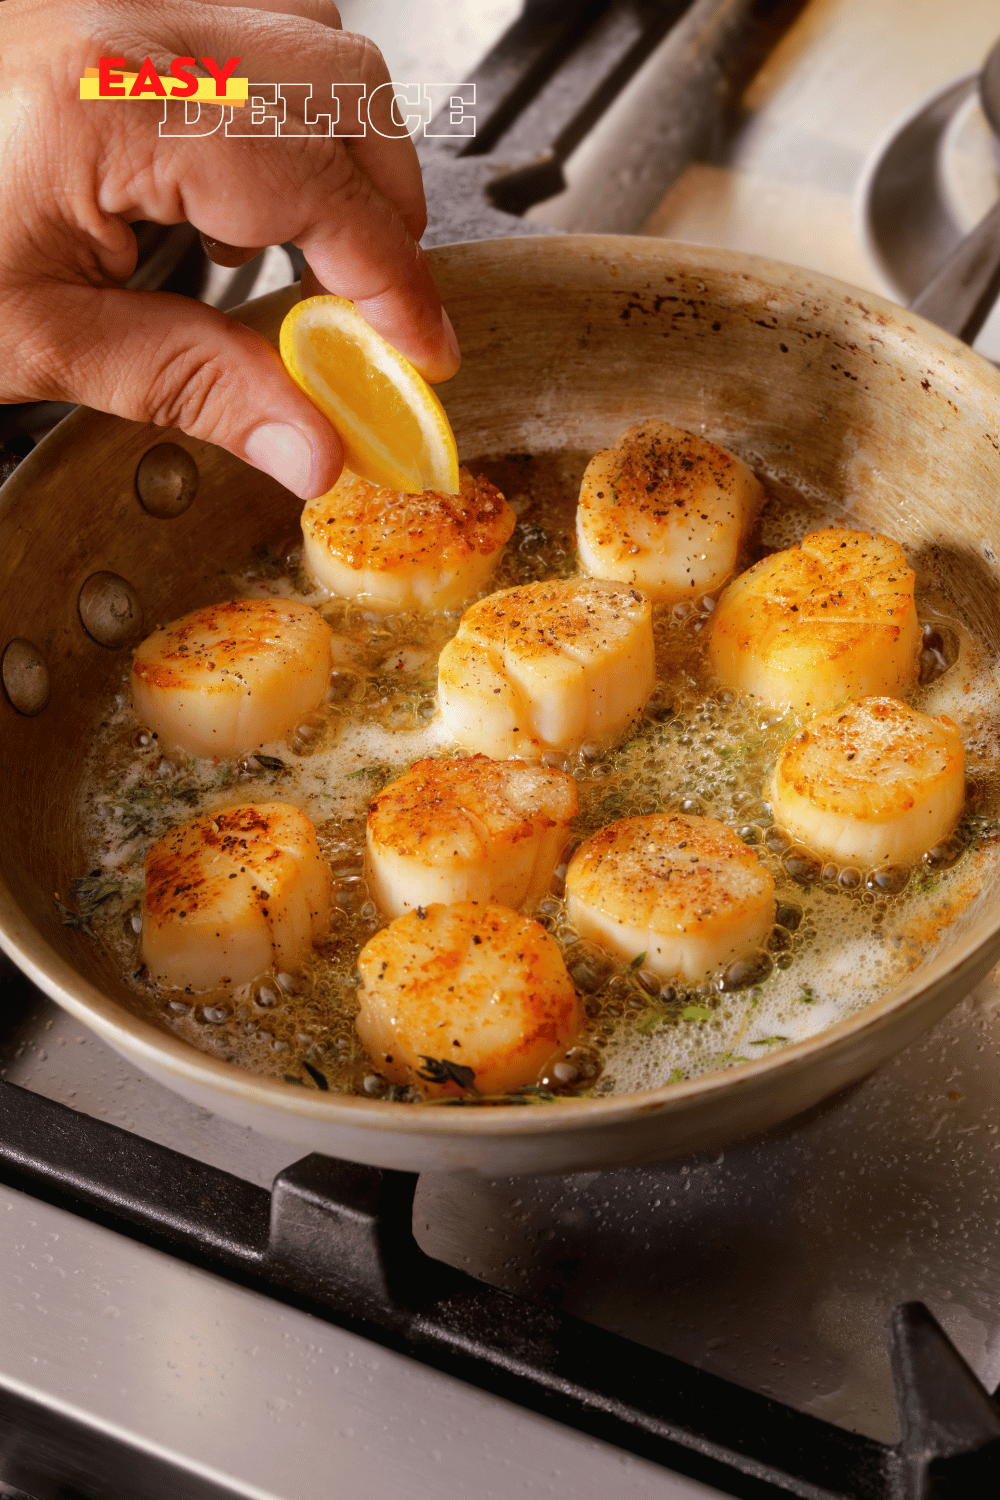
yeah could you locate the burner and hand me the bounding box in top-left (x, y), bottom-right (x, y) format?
top-left (857, 72), bottom-right (1000, 361)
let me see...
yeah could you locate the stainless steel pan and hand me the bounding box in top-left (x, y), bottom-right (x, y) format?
top-left (3, 235), bottom-right (1000, 1175)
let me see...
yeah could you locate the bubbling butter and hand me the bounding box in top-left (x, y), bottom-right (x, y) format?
top-left (73, 451), bottom-right (1000, 1100)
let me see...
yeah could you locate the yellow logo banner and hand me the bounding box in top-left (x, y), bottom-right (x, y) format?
top-left (80, 64), bottom-right (248, 105)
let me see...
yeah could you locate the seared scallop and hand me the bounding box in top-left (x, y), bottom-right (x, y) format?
top-left (576, 419), bottom-right (764, 602)
top-left (708, 528), bottom-right (921, 712)
top-left (300, 467), bottom-right (515, 611)
top-left (366, 755), bottom-right (578, 917)
top-left (132, 598), bottom-right (333, 759)
top-left (356, 902), bottom-right (581, 1096)
top-left (770, 696), bottom-right (965, 866)
top-left (142, 802), bottom-right (332, 990)
top-left (566, 814), bottom-right (775, 982)
top-left (438, 577), bottom-right (655, 758)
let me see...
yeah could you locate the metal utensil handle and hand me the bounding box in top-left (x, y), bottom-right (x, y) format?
top-left (910, 199), bottom-right (1000, 345)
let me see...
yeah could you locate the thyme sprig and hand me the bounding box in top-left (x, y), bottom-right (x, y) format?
top-left (345, 762), bottom-right (393, 791)
top-left (101, 782), bottom-right (175, 838)
top-left (252, 753), bottom-right (288, 774)
top-left (54, 873), bottom-right (125, 938)
top-left (416, 1055), bottom-right (479, 1093)
top-left (302, 1060), bottom-right (330, 1090)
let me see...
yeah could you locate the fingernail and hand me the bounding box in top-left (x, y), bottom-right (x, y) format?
top-left (245, 422), bottom-right (316, 498)
top-left (441, 306), bottom-right (460, 364)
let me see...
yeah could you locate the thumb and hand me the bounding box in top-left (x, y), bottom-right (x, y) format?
top-left (43, 283), bottom-right (343, 500)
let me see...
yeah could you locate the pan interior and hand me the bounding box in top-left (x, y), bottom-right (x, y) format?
top-left (3, 240), bottom-right (1000, 1124)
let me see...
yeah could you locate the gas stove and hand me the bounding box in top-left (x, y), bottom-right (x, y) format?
top-left (4, 2), bottom-right (1000, 1497)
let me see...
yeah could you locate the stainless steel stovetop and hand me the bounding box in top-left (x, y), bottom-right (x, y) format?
top-left (4, 2), bottom-right (1000, 1496)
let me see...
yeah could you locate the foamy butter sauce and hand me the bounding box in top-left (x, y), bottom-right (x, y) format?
top-left (75, 452), bottom-right (1000, 1102)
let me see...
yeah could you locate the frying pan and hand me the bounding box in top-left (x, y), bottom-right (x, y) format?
top-left (2, 235), bottom-right (1000, 1176)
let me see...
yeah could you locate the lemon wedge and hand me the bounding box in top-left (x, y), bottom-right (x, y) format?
top-left (279, 294), bottom-right (459, 494)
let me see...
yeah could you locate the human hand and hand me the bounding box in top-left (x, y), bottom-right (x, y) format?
top-left (0, 0), bottom-right (460, 498)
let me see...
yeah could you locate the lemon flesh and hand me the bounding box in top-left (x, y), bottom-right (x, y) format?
top-left (280, 295), bottom-right (459, 494)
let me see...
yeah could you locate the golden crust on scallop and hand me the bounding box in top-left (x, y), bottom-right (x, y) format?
top-left (437, 576), bottom-right (655, 758)
top-left (131, 597), bottom-right (333, 758)
top-left (770, 696), bottom-right (965, 865)
top-left (355, 902), bottom-right (581, 1097)
top-left (142, 802), bottom-right (332, 990)
top-left (576, 419), bottom-right (764, 602)
top-left (301, 467), bottom-right (515, 611)
top-left (366, 755), bottom-right (577, 916)
top-left (708, 528), bottom-right (921, 712)
top-left (566, 813), bottom-right (775, 982)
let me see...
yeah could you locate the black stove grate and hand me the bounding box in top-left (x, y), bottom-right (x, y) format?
top-left (417, 0), bottom-right (811, 244)
top-left (2, 1071), bottom-right (1000, 1500)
